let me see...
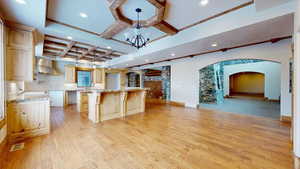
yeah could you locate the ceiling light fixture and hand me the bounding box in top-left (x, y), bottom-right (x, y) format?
top-left (67, 36), bottom-right (73, 40)
top-left (15, 0), bottom-right (26, 4)
top-left (211, 43), bottom-right (218, 47)
top-left (107, 46), bottom-right (112, 49)
top-left (126, 8), bottom-right (150, 50)
top-left (79, 12), bottom-right (88, 18)
top-left (199, 0), bottom-right (209, 6)
top-left (171, 53), bottom-right (175, 57)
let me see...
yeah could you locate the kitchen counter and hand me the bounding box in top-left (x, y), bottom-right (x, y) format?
top-left (87, 88), bottom-right (147, 123)
top-left (7, 91), bottom-right (49, 103)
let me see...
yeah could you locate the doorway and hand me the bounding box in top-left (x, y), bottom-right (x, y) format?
top-left (229, 72), bottom-right (265, 98)
top-left (198, 59), bottom-right (281, 119)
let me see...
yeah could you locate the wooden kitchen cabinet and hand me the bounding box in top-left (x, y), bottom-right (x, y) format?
top-left (7, 100), bottom-right (50, 143)
top-left (7, 28), bottom-right (33, 48)
top-left (5, 26), bottom-right (35, 81)
top-left (65, 65), bottom-right (76, 83)
top-left (93, 68), bottom-right (105, 83)
top-left (6, 47), bottom-right (33, 81)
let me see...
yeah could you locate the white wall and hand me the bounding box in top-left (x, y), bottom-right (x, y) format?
top-left (223, 61), bottom-right (281, 100)
top-left (293, 0), bottom-right (300, 158)
top-left (170, 39), bottom-right (292, 117)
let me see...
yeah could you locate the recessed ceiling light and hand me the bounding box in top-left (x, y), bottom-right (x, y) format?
top-left (107, 46), bottom-right (112, 49)
top-left (79, 12), bottom-right (88, 18)
top-left (199, 0), bottom-right (209, 6)
top-left (67, 36), bottom-right (73, 40)
top-left (15, 0), bottom-right (26, 4)
top-left (211, 43), bottom-right (218, 47)
top-left (171, 53), bottom-right (175, 57)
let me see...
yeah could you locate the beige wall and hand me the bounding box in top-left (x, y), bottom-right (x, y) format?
top-left (230, 72), bottom-right (265, 94)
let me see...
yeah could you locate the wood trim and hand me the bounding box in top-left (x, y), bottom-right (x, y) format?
top-left (46, 18), bottom-right (132, 47)
top-left (168, 101), bottom-right (185, 107)
top-left (111, 38), bottom-right (131, 46)
top-left (129, 36), bottom-right (292, 68)
top-left (149, 34), bottom-right (169, 43)
top-left (268, 99), bottom-right (280, 102)
top-left (280, 115), bottom-right (292, 122)
top-left (47, 18), bottom-right (102, 36)
top-left (179, 1), bottom-right (254, 31)
top-left (146, 99), bottom-right (185, 107)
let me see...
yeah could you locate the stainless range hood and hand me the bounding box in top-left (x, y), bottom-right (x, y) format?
top-left (37, 58), bottom-right (59, 75)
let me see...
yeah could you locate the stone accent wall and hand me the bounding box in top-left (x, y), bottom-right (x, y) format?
top-left (199, 65), bottom-right (217, 103)
top-left (199, 59), bottom-right (264, 104)
top-left (142, 66), bottom-right (171, 100)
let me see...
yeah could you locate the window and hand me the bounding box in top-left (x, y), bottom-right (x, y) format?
top-left (77, 71), bottom-right (92, 87)
top-left (0, 19), bottom-right (4, 120)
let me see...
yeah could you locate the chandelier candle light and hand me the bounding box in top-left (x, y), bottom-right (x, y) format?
top-left (126, 8), bottom-right (150, 49)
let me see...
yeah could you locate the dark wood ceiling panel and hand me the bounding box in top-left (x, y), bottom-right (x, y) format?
top-left (43, 34), bottom-right (124, 62)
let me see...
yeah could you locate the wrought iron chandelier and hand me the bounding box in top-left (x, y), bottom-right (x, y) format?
top-left (126, 8), bottom-right (150, 49)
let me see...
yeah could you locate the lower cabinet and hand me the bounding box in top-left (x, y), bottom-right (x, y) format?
top-left (7, 99), bottom-right (50, 143)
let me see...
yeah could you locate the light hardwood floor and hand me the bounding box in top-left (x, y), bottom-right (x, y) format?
top-left (0, 104), bottom-right (293, 169)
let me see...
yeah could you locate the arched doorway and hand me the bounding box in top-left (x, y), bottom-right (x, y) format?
top-left (198, 59), bottom-right (281, 119)
top-left (229, 72), bottom-right (265, 98)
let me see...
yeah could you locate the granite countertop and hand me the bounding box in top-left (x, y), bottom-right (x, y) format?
top-left (7, 91), bottom-right (50, 103)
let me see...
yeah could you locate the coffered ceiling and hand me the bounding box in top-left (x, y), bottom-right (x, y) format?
top-left (46, 0), bottom-right (253, 43)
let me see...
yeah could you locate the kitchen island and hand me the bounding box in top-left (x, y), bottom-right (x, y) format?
top-left (87, 88), bottom-right (147, 123)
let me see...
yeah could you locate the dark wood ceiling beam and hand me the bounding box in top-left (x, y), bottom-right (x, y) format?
top-left (154, 20), bottom-right (179, 35)
top-left (146, 0), bottom-right (166, 8)
top-left (79, 47), bottom-right (97, 59)
top-left (102, 0), bottom-right (178, 38)
top-left (100, 21), bottom-right (131, 39)
top-left (60, 41), bottom-right (76, 57)
top-left (44, 46), bottom-right (64, 52)
top-left (44, 34), bottom-right (126, 55)
top-left (43, 51), bottom-right (60, 56)
top-left (44, 40), bottom-right (67, 48)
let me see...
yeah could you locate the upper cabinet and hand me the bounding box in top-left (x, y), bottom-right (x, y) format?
top-left (7, 28), bottom-right (33, 49)
top-left (93, 68), bottom-right (106, 89)
top-left (93, 68), bottom-right (105, 84)
top-left (65, 65), bottom-right (76, 83)
top-left (6, 25), bottom-right (35, 82)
